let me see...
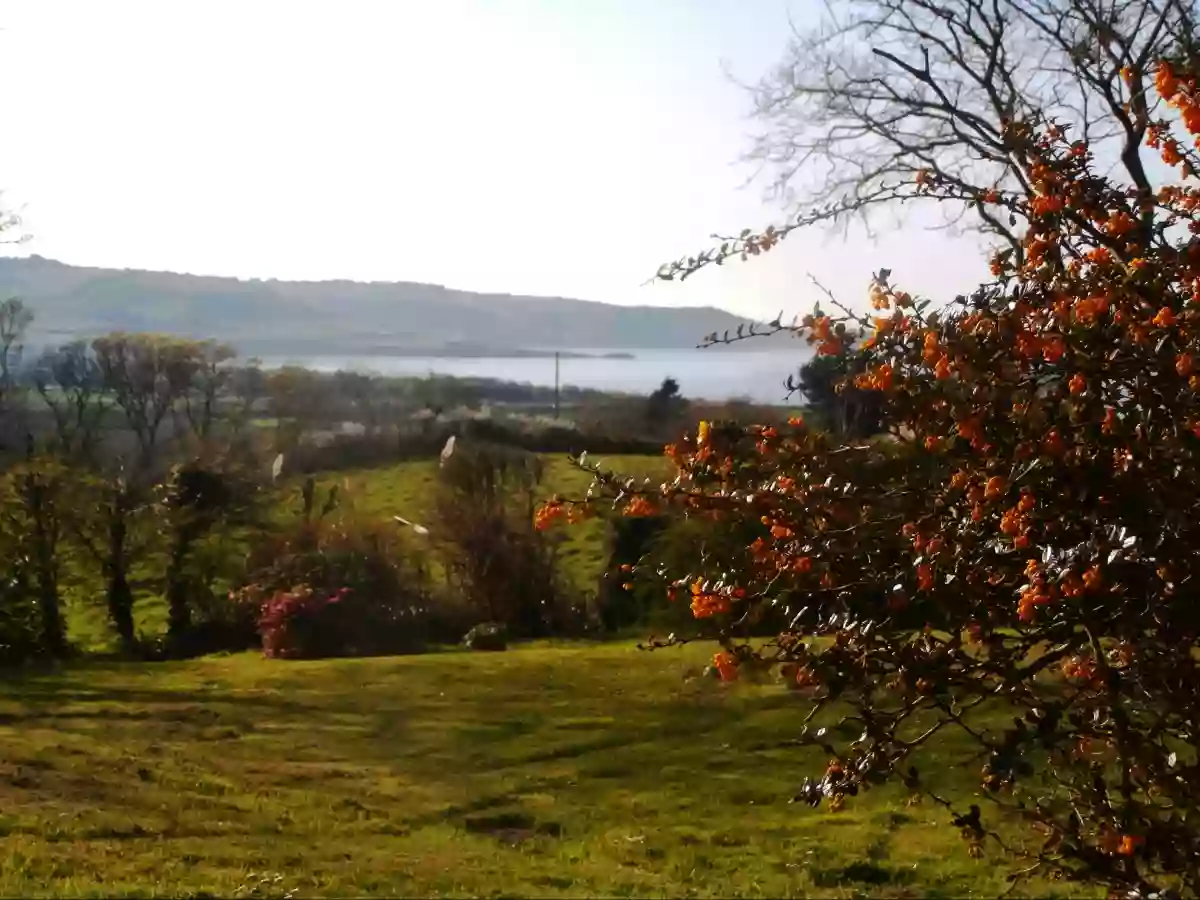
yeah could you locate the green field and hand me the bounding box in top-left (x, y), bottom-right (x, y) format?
top-left (0, 642), bottom-right (1088, 898)
top-left (299, 453), bottom-right (670, 595)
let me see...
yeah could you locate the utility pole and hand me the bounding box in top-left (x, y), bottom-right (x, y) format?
top-left (554, 351), bottom-right (560, 419)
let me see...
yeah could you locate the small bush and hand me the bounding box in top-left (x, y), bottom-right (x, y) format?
top-left (0, 565), bottom-right (44, 666)
top-left (257, 584), bottom-right (347, 659)
top-left (237, 514), bottom-right (464, 658)
top-left (433, 441), bottom-right (579, 638)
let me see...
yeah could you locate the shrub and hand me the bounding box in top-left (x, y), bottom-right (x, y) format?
top-left (593, 514), bottom-right (670, 632)
top-left (0, 560), bottom-right (43, 666)
top-left (257, 584), bottom-right (349, 659)
top-left (238, 511), bottom-right (460, 658)
top-left (158, 454), bottom-right (271, 653)
top-left (434, 441), bottom-right (580, 638)
top-left (544, 58), bottom-right (1200, 899)
top-left (0, 457), bottom-right (69, 657)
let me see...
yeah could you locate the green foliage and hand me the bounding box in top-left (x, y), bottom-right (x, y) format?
top-left (238, 498), bottom-right (455, 657)
top-left (0, 456), bottom-right (70, 657)
top-left (645, 376), bottom-right (689, 432)
top-left (433, 442), bottom-right (580, 638)
top-left (158, 454), bottom-right (272, 653)
top-left (0, 511), bottom-right (42, 664)
top-left (796, 351), bottom-right (886, 437)
top-left (594, 514), bottom-right (671, 632)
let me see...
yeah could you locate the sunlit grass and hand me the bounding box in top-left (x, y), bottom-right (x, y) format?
top-left (0, 642), bottom-right (1094, 898)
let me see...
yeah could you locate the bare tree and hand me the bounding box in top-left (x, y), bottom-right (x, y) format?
top-left (714, 0), bottom-right (1193, 259)
top-left (91, 333), bottom-right (213, 469)
top-left (33, 341), bottom-right (105, 461)
top-left (0, 297), bottom-right (31, 386)
top-left (225, 359), bottom-right (267, 438)
top-left (179, 340), bottom-right (237, 441)
top-left (0, 298), bottom-right (33, 440)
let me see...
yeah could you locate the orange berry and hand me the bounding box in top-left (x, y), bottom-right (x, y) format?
top-left (1042, 336), bottom-right (1065, 363)
top-left (713, 652), bottom-right (739, 682)
top-left (1117, 834), bottom-right (1144, 856)
top-left (623, 496), bottom-right (657, 517)
top-left (1153, 306), bottom-right (1178, 328)
top-left (916, 564), bottom-right (934, 591)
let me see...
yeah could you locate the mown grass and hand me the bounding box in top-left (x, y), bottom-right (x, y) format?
top-left (0, 642), bottom-right (1094, 898)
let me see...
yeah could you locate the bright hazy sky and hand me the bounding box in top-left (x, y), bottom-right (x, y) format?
top-left (0, 0), bottom-right (991, 321)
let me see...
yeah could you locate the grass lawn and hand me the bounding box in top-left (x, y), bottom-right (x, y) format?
top-left (0, 642), bottom-right (1092, 898)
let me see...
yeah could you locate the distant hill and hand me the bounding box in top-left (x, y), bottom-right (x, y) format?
top-left (0, 255), bottom-right (777, 357)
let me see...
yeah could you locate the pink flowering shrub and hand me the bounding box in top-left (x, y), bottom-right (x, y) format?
top-left (234, 515), bottom-right (468, 658)
top-left (256, 584), bottom-right (352, 659)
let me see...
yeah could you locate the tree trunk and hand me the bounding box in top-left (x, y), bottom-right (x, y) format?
top-left (108, 571), bottom-right (135, 652)
top-left (103, 492), bottom-right (137, 651)
top-left (29, 483), bottom-right (66, 656)
top-left (34, 528), bottom-right (65, 656)
top-left (165, 524), bottom-right (199, 646)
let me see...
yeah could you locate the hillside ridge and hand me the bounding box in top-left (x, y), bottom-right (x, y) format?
top-left (0, 254), bottom-right (766, 356)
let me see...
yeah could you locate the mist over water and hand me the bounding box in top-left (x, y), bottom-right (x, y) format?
top-left (256, 348), bottom-right (810, 404)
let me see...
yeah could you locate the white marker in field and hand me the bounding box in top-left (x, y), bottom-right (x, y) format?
top-left (393, 515), bottom-right (430, 537)
top-left (271, 453), bottom-right (284, 482)
top-left (440, 435), bottom-right (456, 468)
